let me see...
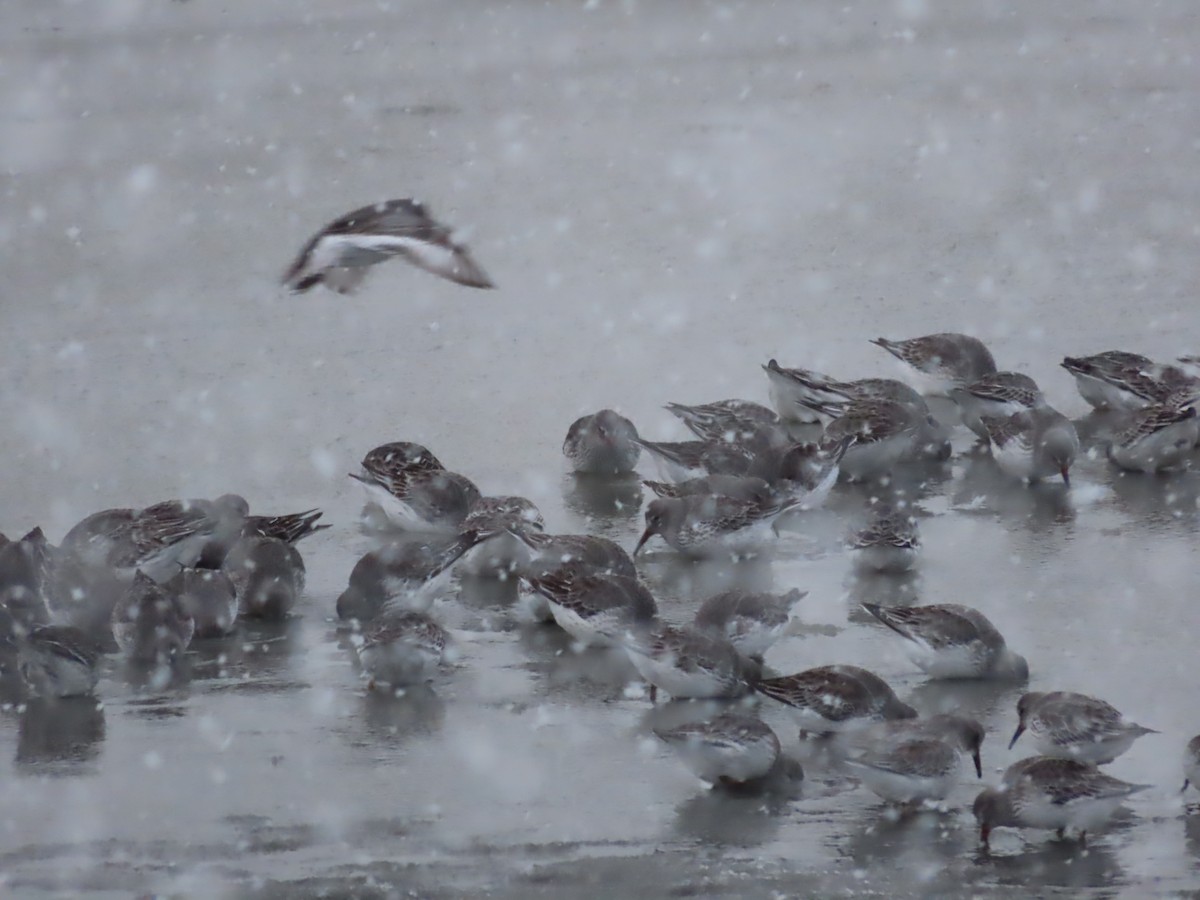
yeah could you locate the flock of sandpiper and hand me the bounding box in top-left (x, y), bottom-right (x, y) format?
top-left (4, 198), bottom-right (1200, 851)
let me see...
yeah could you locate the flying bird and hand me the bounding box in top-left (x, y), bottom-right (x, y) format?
top-left (282, 199), bottom-right (495, 293)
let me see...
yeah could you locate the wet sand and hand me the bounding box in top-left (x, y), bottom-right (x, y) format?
top-left (2, 0), bottom-right (1200, 896)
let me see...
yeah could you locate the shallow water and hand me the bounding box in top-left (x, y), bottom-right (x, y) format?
top-left (3, 0), bottom-right (1200, 896)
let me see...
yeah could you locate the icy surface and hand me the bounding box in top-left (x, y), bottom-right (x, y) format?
top-left (2, 0), bottom-right (1200, 896)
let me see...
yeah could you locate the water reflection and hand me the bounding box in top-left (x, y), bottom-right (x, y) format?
top-left (839, 805), bottom-right (967, 872)
top-left (121, 657), bottom-right (193, 694)
top-left (561, 473), bottom-right (644, 527)
top-left (1184, 805), bottom-right (1200, 859)
top-left (16, 696), bottom-right (105, 772)
top-left (188, 629), bottom-right (249, 682)
top-left (1108, 468), bottom-right (1200, 533)
top-left (980, 837), bottom-right (1125, 890)
top-left (952, 455), bottom-right (1075, 531)
top-left (456, 574), bottom-right (521, 630)
top-left (638, 553), bottom-right (775, 605)
top-left (1073, 410), bottom-right (1126, 453)
top-left (196, 619), bottom-right (307, 695)
top-left (360, 684), bottom-right (446, 743)
top-left (516, 625), bottom-right (637, 700)
top-left (673, 784), bottom-right (798, 847)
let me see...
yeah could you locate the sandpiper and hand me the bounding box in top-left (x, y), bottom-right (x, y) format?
top-left (356, 610), bottom-right (450, 690)
top-left (664, 399), bottom-right (785, 446)
top-left (842, 714), bottom-right (985, 778)
top-left (655, 712), bottom-right (786, 786)
top-left (1061, 350), bottom-right (1196, 411)
top-left (861, 602), bottom-right (1028, 680)
top-left (111, 571), bottom-right (195, 666)
top-left (455, 496), bottom-right (546, 578)
top-left (197, 508), bottom-right (329, 568)
top-left (692, 588), bottom-right (806, 660)
top-left (762, 359), bottom-right (844, 424)
top-left (633, 437), bottom-right (758, 484)
top-left (242, 509), bottom-right (328, 544)
top-left (282, 198), bottom-right (494, 293)
top-left (974, 756), bottom-right (1150, 845)
top-left (16, 625), bottom-right (106, 698)
top-left (840, 730), bottom-right (980, 805)
top-left (980, 406), bottom-right (1079, 486)
top-left (819, 399), bottom-right (922, 482)
top-left (522, 564), bottom-right (657, 648)
top-left (633, 494), bottom-right (806, 559)
top-left (757, 664), bottom-right (916, 734)
top-left (563, 409), bottom-right (641, 475)
top-left (221, 535), bottom-right (305, 621)
top-left (336, 534), bottom-right (479, 622)
top-left (1009, 691), bottom-right (1157, 764)
top-left (61, 494), bottom-right (250, 583)
top-left (1107, 404), bottom-right (1199, 474)
top-left (871, 332), bottom-right (998, 395)
top-left (775, 437), bottom-right (854, 507)
top-left (619, 623), bottom-right (757, 702)
top-left (951, 371), bottom-right (1043, 443)
top-left (643, 474), bottom-right (777, 506)
top-left (511, 528), bottom-right (638, 580)
top-left (164, 566), bottom-right (239, 639)
top-left (351, 447), bottom-right (481, 532)
top-left (762, 359), bottom-right (929, 427)
top-left (848, 505), bottom-right (920, 574)
top-left (0, 529), bottom-right (120, 639)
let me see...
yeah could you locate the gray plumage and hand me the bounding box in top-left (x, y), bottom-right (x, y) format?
top-left (872, 332), bottom-right (998, 393)
top-left (757, 664), bottom-right (916, 733)
top-left (849, 506), bottom-right (920, 573)
top-left (974, 756), bottom-right (1151, 845)
top-left (164, 566), bottom-right (239, 638)
top-left (862, 602), bottom-right (1027, 680)
top-left (619, 623), bottom-right (758, 701)
top-left (357, 610), bottom-right (450, 689)
top-left (692, 588), bottom-right (806, 660)
top-left (221, 535), bottom-right (305, 621)
top-left (1009, 691), bottom-right (1156, 764)
top-left (522, 564), bottom-right (657, 647)
top-left (1107, 404), bottom-right (1199, 473)
top-left (62, 494), bottom-right (249, 583)
top-left (563, 409), bottom-right (641, 475)
top-left (980, 405), bottom-right (1079, 485)
top-left (633, 493), bottom-right (805, 558)
top-left (111, 571), bottom-right (195, 665)
top-left (17, 625), bottom-right (106, 698)
top-left (336, 534), bottom-right (478, 622)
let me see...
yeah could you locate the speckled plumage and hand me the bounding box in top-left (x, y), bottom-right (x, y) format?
top-left (655, 713), bottom-right (786, 785)
top-left (757, 664), bottom-right (916, 734)
top-left (1108, 404), bottom-right (1199, 473)
top-left (862, 602), bottom-right (1027, 680)
top-left (974, 757), bottom-right (1150, 844)
top-left (692, 588), bottom-right (806, 660)
top-left (1009, 691), bottom-right (1156, 764)
top-left (872, 332), bottom-right (998, 394)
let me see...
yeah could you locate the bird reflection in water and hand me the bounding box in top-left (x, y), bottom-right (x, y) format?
top-left (16, 696), bottom-right (105, 772)
top-left (561, 473), bottom-right (644, 525)
top-left (361, 683), bottom-right (446, 744)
